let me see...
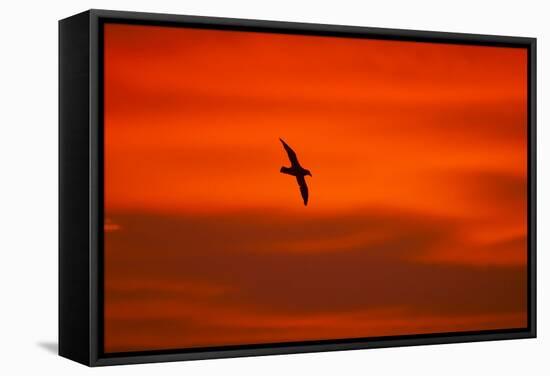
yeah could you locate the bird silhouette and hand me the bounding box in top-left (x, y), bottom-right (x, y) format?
top-left (279, 138), bottom-right (312, 206)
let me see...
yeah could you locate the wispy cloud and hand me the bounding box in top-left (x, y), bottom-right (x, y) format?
top-left (103, 207), bottom-right (527, 352)
top-left (104, 218), bottom-right (122, 232)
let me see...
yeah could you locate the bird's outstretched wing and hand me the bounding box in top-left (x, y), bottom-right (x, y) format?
top-left (279, 138), bottom-right (300, 166)
top-left (296, 175), bottom-right (309, 206)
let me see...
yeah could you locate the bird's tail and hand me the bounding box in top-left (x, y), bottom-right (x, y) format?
top-left (280, 166), bottom-right (294, 175)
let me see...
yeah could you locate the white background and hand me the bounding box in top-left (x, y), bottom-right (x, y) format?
top-left (0, 0), bottom-right (547, 374)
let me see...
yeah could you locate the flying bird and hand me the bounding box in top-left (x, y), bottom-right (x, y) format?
top-left (279, 138), bottom-right (312, 206)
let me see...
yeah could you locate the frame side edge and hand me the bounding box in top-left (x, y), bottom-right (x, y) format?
top-left (528, 38), bottom-right (537, 338)
top-left (59, 10), bottom-right (93, 366)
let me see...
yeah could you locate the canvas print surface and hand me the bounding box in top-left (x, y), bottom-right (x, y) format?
top-left (103, 23), bottom-right (528, 353)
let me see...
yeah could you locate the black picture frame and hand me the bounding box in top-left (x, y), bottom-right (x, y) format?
top-left (59, 9), bottom-right (537, 367)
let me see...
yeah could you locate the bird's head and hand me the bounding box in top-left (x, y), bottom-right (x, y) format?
top-left (305, 169), bottom-right (312, 177)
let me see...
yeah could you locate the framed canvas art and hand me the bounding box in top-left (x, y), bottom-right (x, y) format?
top-left (59, 9), bottom-right (536, 366)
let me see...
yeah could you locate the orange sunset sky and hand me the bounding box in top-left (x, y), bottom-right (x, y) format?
top-left (103, 23), bottom-right (528, 353)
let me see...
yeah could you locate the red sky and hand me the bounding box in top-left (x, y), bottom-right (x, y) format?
top-left (103, 23), bottom-right (528, 353)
